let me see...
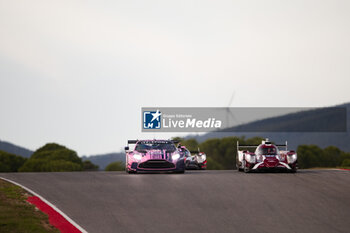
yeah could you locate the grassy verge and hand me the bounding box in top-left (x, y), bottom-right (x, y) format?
top-left (0, 179), bottom-right (59, 233)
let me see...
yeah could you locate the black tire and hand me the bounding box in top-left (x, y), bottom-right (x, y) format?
top-left (237, 162), bottom-right (242, 172)
top-left (243, 161), bottom-right (250, 173)
top-left (175, 170), bottom-right (185, 174)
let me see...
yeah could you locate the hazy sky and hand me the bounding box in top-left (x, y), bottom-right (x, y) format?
top-left (1, 0), bottom-right (350, 155)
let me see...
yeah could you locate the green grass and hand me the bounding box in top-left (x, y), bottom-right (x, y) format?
top-left (0, 179), bottom-right (59, 233)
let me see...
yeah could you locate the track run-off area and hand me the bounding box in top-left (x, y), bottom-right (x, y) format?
top-left (1, 169), bottom-right (350, 233)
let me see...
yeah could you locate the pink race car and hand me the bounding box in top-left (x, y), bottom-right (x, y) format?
top-left (125, 139), bottom-right (186, 174)
top-left (236, 138), bottom-right (298, 173)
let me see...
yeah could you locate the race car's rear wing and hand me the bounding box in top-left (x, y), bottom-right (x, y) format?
top-left (125, 140), bottom-right (138, 151)
top-left (237, 140), bottom-right (288, 151)
top-left (127, 140), bottom-right (138, 144)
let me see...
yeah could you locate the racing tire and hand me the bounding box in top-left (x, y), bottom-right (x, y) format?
top-left (243, 161), bottom-right (251, 173)
top-left (175, 170), bottom-right (185, 174)
top-left (127, 169), bottom-right (136, 174)
top-left (237, 162), bottom-right (242, 172)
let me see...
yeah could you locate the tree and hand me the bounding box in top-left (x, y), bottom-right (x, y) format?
top-left (341, 159), bottom-right (350, 168)
top-left (340, 152), bottom-right (350, 164)
top-left (323, 146), bottom-right (342, 167)
top-left (297, 145), bottom-right (350, 168)
top-left (297, 145), bottom-right (322, 168)
top-left (171, 137), bottom-right (183, 143)
top-left (0, 150), bottom-right (27, 172)
top-left (245, 137), bottom-right (265, 145)
top-left (19, 143), bottom-right (83, 172)
top-left (105, 161), bottom-right (125, 171)
top-left (83, 160), bottom-right (99, 171)
top-left (197, 136), bottom-right (263, 170)
top-left (30, 143), bottom-right (82, 165)
top-left (19, 159), bottom-right (47, 172)
top-left (41, 160), bottom-right (82, 172)
top-left (206, 157), bottom-right (225, 170)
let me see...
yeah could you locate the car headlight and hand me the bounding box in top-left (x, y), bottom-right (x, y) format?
top-left (172, 153), bottom-right (180, 160)
top-left (287, 153), bottom-right (297, 164)
top-left (246, 154), bottom-right (256, 163)
top-left (201, 154), bottom-right (206, 161)
top-left (256, 155), bottom-right (263, 162)
top-left (133, 153), bottom-right (142, 161)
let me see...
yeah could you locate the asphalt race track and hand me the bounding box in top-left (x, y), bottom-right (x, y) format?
top-left (1, 170), bottom-right (350, 233)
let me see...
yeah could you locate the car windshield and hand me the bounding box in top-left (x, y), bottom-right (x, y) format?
top-left (257, 146), bottom-right (278, 155)
top-left (135, 141), bottom-right (177, 152)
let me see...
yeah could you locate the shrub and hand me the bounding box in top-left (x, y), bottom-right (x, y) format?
top-left (41, 160), bottom-right (82, 172)
top-left (0, 150), bottom-right (27, 172)
top-left (83, 160), bottom-right (99, 171)
top-left (341, 159), bottom-right (350, 168)
top-left (31, 143), bottom-right (82, 165)
top-left (105, 161), bottom-right (125, 171)
top-left (19, 143), bottom-right (83, 172)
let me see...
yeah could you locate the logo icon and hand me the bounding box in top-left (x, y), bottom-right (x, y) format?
top-left (143, 110), bottom-right (162, 129)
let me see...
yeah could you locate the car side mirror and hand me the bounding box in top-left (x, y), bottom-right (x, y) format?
top-left (124, 146), bottom-right (129, 151)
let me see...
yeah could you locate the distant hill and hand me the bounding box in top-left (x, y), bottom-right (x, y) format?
top-left (82, 153), bottom-right (125, 170)
top-left (0, 140), bottom-right (33, 158)
top-left (188, 103), bottom-right (350, 152)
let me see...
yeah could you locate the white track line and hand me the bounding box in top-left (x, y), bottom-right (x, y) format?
top-left (0, 177), bottom-right (88, 233)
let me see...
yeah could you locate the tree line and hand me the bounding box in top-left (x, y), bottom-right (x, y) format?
top-left (0, 143), bottom-right (99, 172)
top-left (1, 138), bottom-right (350, 172)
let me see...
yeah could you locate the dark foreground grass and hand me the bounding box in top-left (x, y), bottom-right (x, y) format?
top-left (0, 179), bottom-right (59, 233)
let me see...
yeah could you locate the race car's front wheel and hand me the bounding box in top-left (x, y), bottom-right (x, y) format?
top-left (126, 169), bottom-right (136, 174)
top-left (243, 161), bottom-right (251, 173)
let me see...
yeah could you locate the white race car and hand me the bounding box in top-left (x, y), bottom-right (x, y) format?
top-left (236, 139), bottom-right (297, 173)
top-left (178, 146), bottom-right (207, 170)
